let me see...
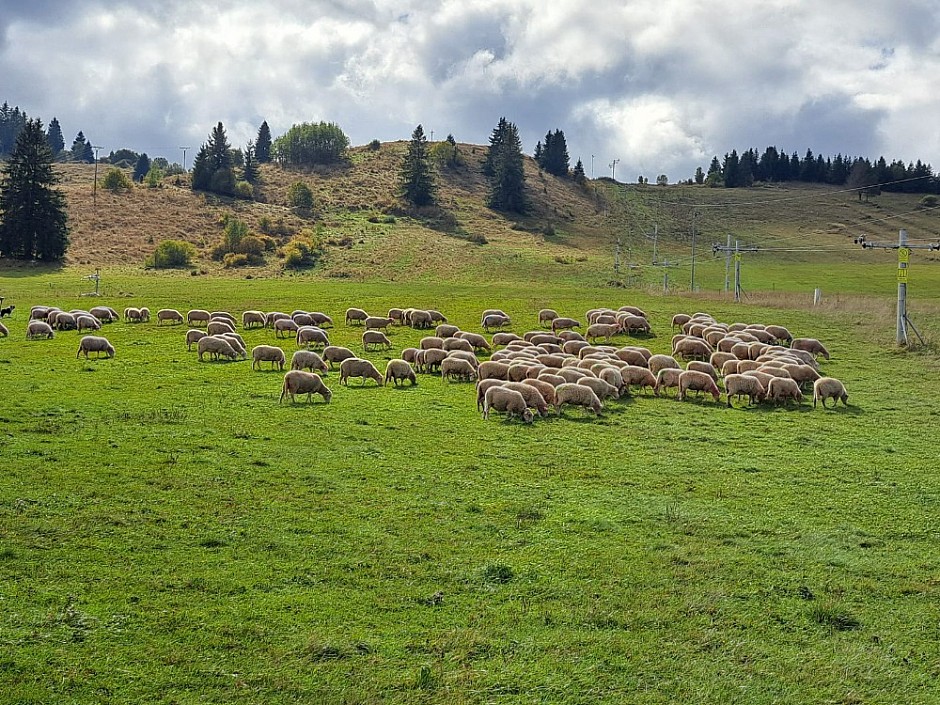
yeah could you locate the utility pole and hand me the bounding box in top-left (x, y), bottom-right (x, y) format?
top-left (713, 239), bottom-right (760, 302)
top-left (856, 229), bottom-right (939, 346)
top-left (646, 224), bottom-right (659, 264)
top-left (734, 240), bottom-right (742, 302)
top-left (591, 154), bottom-right (594, 180)
top-left (690, 209), bottom-right (698, 292)
top-left (723, 233), bottom-right (732, 293)
top-left (179, 146), bottom-right (190, 172)
top-left (614, 237), bottom-right (621, 274)
top-left (92, 145), bottom-right (101, 206)
top-left (609, 159), bottom-right (620, 181)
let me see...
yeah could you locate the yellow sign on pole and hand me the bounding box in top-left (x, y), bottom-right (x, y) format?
top-left (898, 247), bottom-right (910, 264)
top-left (897, 267), bottom-right (908, 283)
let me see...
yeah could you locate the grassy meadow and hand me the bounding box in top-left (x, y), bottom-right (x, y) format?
top-left (1, 264), bottom-right (939, 704)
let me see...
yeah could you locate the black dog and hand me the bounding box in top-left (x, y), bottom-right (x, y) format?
top-left (0, 305), bottom-right (14, 317)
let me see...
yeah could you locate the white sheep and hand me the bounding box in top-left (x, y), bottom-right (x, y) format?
top-left (677, 370), bottom-right (721, 402)
top-left (502, 381), bottom-right (550, 416)
top-left (477, 360), bottom-right (511, 381)
top-left (654, 368), bottom-right (682, 397)
top-left (385, 359), bottom-right (417, 386)
top-left (723, 373), bottom-right (766, 407)
top-left (186, 329), bottom-right (207, 350)
top-left (813, 377), bottom-right (848, 409)
top-left (77, 335), bottom-right (115, 359)
top-left (280, 370), bottom-right (332, 403)
top-left (791, 337), bottom-right (830, 360)
top-left (767, 377), bottom-right (803, 405)
top-left (220, 333), bottom-right (248, 359)
top-left (586, 323), bottom-right (620, 343)
top-left (363, 330), bottom-right (393, 351)
top-left (345, 308), bottom-right (369, 325)
top-left (207, 320), bottom-right (235, 336)
top-left (550, 317), bottom-right (580, 332)
top-left (296, 326), bottom-right (330, 348)
top-left (554, 383), bottom-right (603, 415)
top-left (578, 376), bottom-right (619, 401)
top-left (157, 308), bottom-right (184, 325)
top-left (340, 357), bottom-right (384, 386)
top-left (441, 357), bottom-right (476, 382)
top-left (198, 335), bottom-right (239, 362)
top-left (492, 332), bottom-right (523, 346)
top-left (620, 365), bottom-right (657, 394)
top-left (26, 321), bottom-right (54, 339)
top-left (443, 337), bottom-right (474, 353)
top-left (482, 314), bottom-right (511, 332)
top-left (538, 309), bottom-right (558, 327)
top-left (274, 318), bottom-right (300, 338)
top-left (242, 310), bottom-right (266, 328)
top-left (323, 345), bottom-right (356, 368)
top-left (188, 309), bottom-right (211, 326)
top-left (456, 332), bottom-right (491, 352)
top-left (365, 316), bottom-right (394, 331)
top-left (76, 315), bottom-right (102, 332)
top-left (483, 386), bottom-right (534, 423)
top-left (251, 345), bottom-right (287, 370)
top-left (435, 324), bottom-right (460, 338)
top-left (291, 350), bottom-right (329, 374)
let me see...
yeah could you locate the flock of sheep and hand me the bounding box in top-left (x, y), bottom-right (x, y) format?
top-left (6, 301), bottom-right (848, 423)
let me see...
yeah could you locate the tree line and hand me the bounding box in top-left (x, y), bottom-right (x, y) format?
top-left (699, 146), bottom-right (938, 194)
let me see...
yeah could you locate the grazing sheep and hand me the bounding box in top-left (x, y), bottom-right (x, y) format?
top-left (813, 377), bottom-right (849, 409)
top-left (0, 321), bottom-right (7, 337)
top-left (419, 336), bottom-right (445, 350)
top-left (340, 357), bottom-right (384, 386)
top-left (710, 351), bottom-right (737, 373)
top-left (435, 324), bottom-right (460, 338)
top-left (207, 320), bottom-right (236, 336)
top-left (186, 329), bottom-right (207, 350)
top-left (535, 354), bottom-right (567, 369)
top-left (563, 340), bottom-right (591, 356)
top-left (385, 359), bottom-right (417, 386)
top-left (620, 365), bottom-right (657, 394)
top-left (401, 347), bottom-right (419, 364)
top-left (717, 336), bottom-right (743, 353)
top-left (595, 314), bottom-right (619, 326)
top-left (617, 305), bottom-right (647, 319)
top-left (280, 370), bottom-right (332, 404)
top-left (210, 312), bottom-right (236, 324)
top-left (89, 306), bottom-right (116, 323)
top-left (365, 316), bottom-right (394, 332)
top-left (137, 307), bottom-right (151, 322)
top-left (768, 377), bottom-right (803, 405)
top-left (481, 309), bottom-right (507, 324)
top-left (615, 348), bottom-right (649, 367)
top-left (596, 367), bottom-right (627, 394)
top-left (522, 378), bottom-right (557, 407)
top-left (296, 326), bottom-right (330, 348)
top-left (251, 345), bottom-right (287, 370)
top-left (674, 337), bottom-right (713, 361)
top-left (654, 368), bottom-right (682, 397)
top-left (52, 312), bottom-right (76, 330)
top-left (31, 305), bottom-right (53, 320)
top-left (492, 332), bottom-right (522, 346)
top-left (265, 311), bottom-right (289, 327)
top-left (476, 379), bottom-right (507, 411)
top-left (677, 370), bottom-right (721, 402)
top-left (188, 309), bottom-right (211, 326)
top-left (409, 309), bottom-right (433, 329)
top-left (387, 308), bottom-right (404, 324)
top-left (274, 318), bottom-right (300, 338)
top-left (619, 314), bottom-right (651, 334)
top-left (76, 315), bottom-right (102, 332)
top-left (671, 313), bottom-right (692, 329)
top-left (443, 337), bottom-right (474, 353)
top-left (363, 330), bottom-right (393, 351)
top-left (586, 323), bottom-right (620, 343)
top-left (551, 317), bottom-right (581, 332)
top-left (219, 334), bottom-right (247, 359)
top-left (555, 383), bottom-right (603, 415)
top-left (724, 374), bottom-right (766, 407)
top-left (721, 359), bottom-right (740, 377)
top-left (528, 334), bottom-right (563, 346)
top-left (456, 331), bottom-right (492, 352)
top-left (557, 367), bottom-right (592, 384)
top-left (537, 343), bottom-right (563, 355)
top-left (783, 364), bottom-right (821, 388)
top-left (757, 365), bottom-right (792, 379)
top-left (242, 310), bottom-right (266, 328)
top-left (345, 308), bottom-right (369, 325)
top-left (648, 354), bottom-right (681, 376)
top-left (421, 348), bottom-right (448, 372)
top-left (503, 381), bottom-right (550, 416)
top-left (537, 372), bottom-right (567, 388)
top-left (441, 357), bottom-right (476, 382)
top-left (309, 312), bottom-right (333, 327)
top-left (482, 314), bottom-right (511, 332)
top-left (291, 350), bottom-right (329, 374)
top-left (478, 360), bottom-right (512, 381)
top-left (26, 321), bottom-right (54, 339)
top-left (578, 376), bottom-right (619, 401)
top-left (76, 335), bottom-right (115, 359)
top-left (292, 313), bottom-right (315, 327)
top-left (507, 364), bottom-right (536, 382)
top-left (557, 330), bottom-right (585, 342)
top-left (765, 325), bottom-right (793, 344)
top-left (538, 309), bottom-right (558, 326)
top-left (737, 360), bottom-right (761, 373)
top-left (157, 308), bottom-right (184, 325)
top-left (428, 310), bottom-right (447, 324)
top-left (742, 370), bottom-right (775, 391)
top-left (483, 386), bottom-right (534, 423)
top-left (791, 337), bottom-right (830, 360)
top-left (198, 336), bottom-right (239, 362)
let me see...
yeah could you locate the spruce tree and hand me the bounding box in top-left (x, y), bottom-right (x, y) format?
top-left (572, 158), bottom-right (586, 185)
top-left (0, 118), bottom-right (69, 260)
top-left (256, 120), bottom-right (272, 163)
top-left (242, 141), bottom-right (259, 183)
top-left (542, 129), bottom-right (570, 177)
top-left (71, 131), bottom-right (88, 162)
top-left (399, 124), bottom-right (436, 207)
top-left (46, 117), bottom-right (65, 157)
top-left (485, 118), bottom-right (526, 213)
top-left (191, 122), bottom-right (235, 195)
top-left (133, 153), bottom-right (151, 182)
top-left (0, 103), bottom-right (28, 157)
top-left (190, 145), bottom-right (211, 191)
top-left (82, 140), bottom-right (94, 163)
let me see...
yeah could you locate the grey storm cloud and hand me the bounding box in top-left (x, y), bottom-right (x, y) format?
top-left (1, 0), bottom-right (938, 179)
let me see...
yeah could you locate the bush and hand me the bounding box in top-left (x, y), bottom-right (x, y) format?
top-left (234, 180), bottom-right (253, 199)
top-left (148, 239), bottom-right (197, 269)
top-left (273, 122), bottom-right (349, 166)
top-left (367, 139), bottom-right (381, 151)
top-left (920, 195), bottom-right (939, 209)
top-left (467, 233), bottom-right (488, 245)
top-left (287, 181), bottom-right (314, 211)
top-left (144, 166), bottom-right (165, 188)
top-left (222, 252), bottom-right (249, 268)
top-left (235, 235), bottom-right (265, 258)
top-left (280, 233), bottom-right (323, 269)
top-left (101, 167), bottom-right (133, 193)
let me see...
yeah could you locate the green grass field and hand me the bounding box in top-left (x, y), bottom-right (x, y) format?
top-left (1, 265), bottom-right (939, 704)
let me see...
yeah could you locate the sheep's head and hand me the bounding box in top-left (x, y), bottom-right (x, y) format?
top-left (522, 408), bottom-right (534, 424)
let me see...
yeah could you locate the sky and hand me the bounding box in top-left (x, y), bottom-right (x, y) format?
top-left (2, 0), bottom-right (939, 181)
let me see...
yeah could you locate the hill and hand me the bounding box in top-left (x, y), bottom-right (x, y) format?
top-left (20, 141), bottom-right (940, 296)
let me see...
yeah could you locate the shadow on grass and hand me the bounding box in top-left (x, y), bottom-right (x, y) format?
top-left (0, 260), bottom-right (66, 278)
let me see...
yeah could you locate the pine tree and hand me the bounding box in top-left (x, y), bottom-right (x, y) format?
top-left (82, 140), bottom-right (94, 163)
top-left (256, 120), bottom-right (272, 163)
top-left (722, 150), bottom-right (740, 188)
top-left (242, 141), bottom-right (259, 183)
top-left (71, 131), bottom-right (88, 162)
top-left (133, 153), bottom-right (151, 182)
top-left (399, 124), bottom-right (436, 207)
top-left (533, 141), bottom-right (543, 165)
top-left (46, 117), bottom-right (65, 157)
top-left (190, 145), bottom-right (211, 191)
top-left (0, 103), bottom-right (28, 157)
top-left (0, 118), bottom-right (69, 260)
top-left (573, 158), bottom-right (586, 185)
top-left (485, 118), bottom-right (526, 213)
top-left (542, 129), bottom-right (570, 177)
top-left (191, 122), bottom-right (235, 195)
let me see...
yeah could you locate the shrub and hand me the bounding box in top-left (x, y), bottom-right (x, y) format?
top-left (273, 122), bottom-right (349, 166)
top-left (919, 195), bottom-right (938, 209)
top-left (258, 216), bottom-right (272, 233)
top-left (222, 252), bottom-right (249, 268)
top-left (367, 139), bottom-right (381, 151)
top-left (288, 181), bottom-right (314, 211)
top-left (148, 239), bottom-right (197, 269)
top-left (144, 166), bottom-right (165, 188)
top-left (101, 167), bottom-right (133, 193)
top-left (280, 233), bottom-right (323, 269)
top-left (234, 180), bottom-right (253, 199)
top-left (467, 233), bottom-right (488, 245)
top-left (235, 235), bottom-right (264, 258)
